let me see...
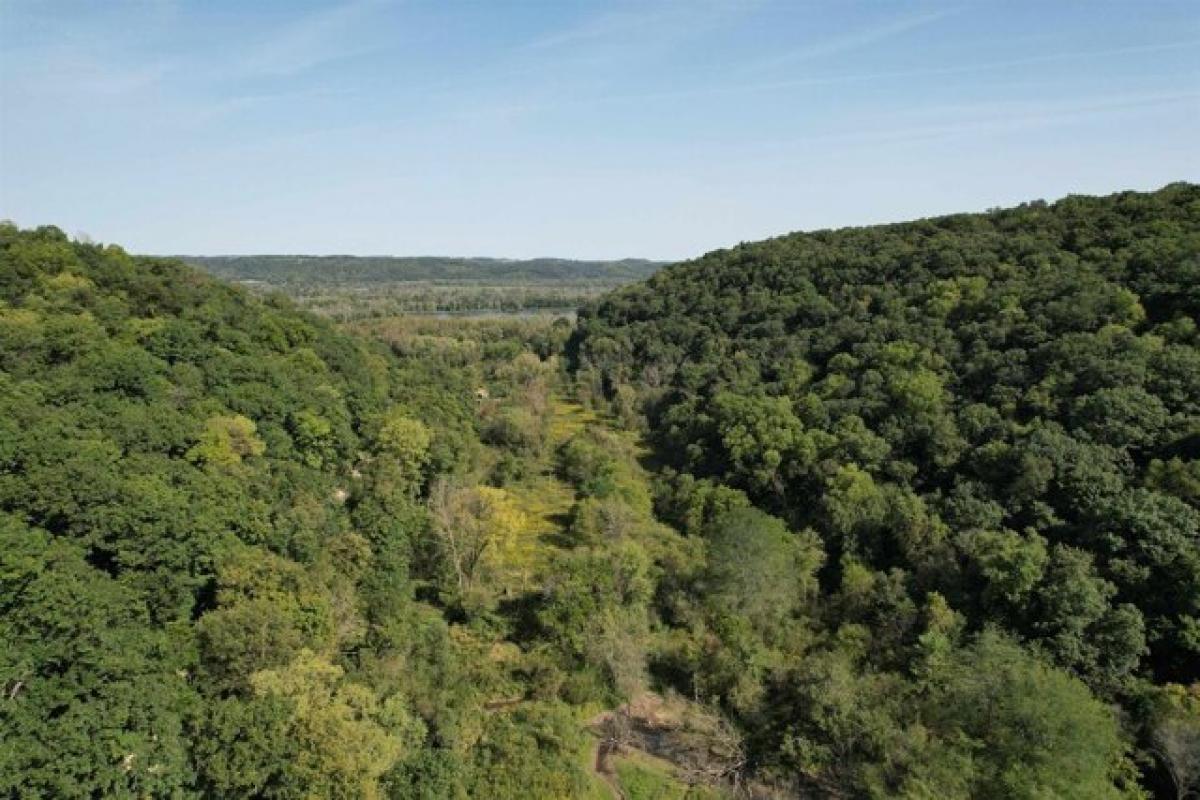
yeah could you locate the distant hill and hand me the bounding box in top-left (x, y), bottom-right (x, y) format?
top-left (179, 254), bottom-right (665, 285)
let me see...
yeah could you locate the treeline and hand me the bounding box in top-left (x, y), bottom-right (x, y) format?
top-left (571, 183), bottom-right (1200, 797)
top-left (181, 254), bottom-right (664, 285)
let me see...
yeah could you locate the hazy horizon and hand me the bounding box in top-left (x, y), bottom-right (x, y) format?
top-left (158, 180), bottom-right (1189, 260)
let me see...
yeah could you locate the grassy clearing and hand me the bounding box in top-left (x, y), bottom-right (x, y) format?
top-left (489, 396), bottom-right (597, 591)
top-left (580, 742), bottom-right (619, 800)
top-left (547, 396), bottom-right (602, 445)
top-left (496, 474), bottom-right (575, 590)
top-left (610, 748), bottom-right (730, 800)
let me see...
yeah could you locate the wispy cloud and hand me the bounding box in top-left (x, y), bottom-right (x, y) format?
top-left (523, 7), bottom-right (678, 51)
top-left (449, 5), bottom-right (954, 120)
top-left (741, 8), bottom-right (953, 74)
top-left (520, 0), bottom-right (759, 55)
top-left (539, 37), bottom-right (1200, 110)
top-left (233, 0), bottom-right (389, 78)
top-left (2, 0), bottom-right (392, 106)
top-left (747, 89), bottom-right (1200, 156)
top-left (0, 43), bottom-right (174, 101)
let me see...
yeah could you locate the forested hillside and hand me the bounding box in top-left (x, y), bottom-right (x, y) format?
top-left (0, 224), bottom-right (463, 796)
top-left (572, 183), bottom-right (1200, 797)
top-left (0, 224), bottom-right (694, 798)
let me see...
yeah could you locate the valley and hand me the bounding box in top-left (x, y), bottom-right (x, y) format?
top-left (2, 184), bottom-right (1199, 798)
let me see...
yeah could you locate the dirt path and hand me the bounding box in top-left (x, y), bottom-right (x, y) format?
top-left (589, 736), bottom-right (626, 800)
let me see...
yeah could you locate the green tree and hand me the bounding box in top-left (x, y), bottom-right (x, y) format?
top-left (914, 631), bottom-right (1134, 800)
top-left (703, 508), bottom-right (823, 631)
top-left (710, 391), bottom-right (815, 498)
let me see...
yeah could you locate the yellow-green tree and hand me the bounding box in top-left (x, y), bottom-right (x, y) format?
top-left (373, 409), bottom-right (432, 487)
top-left (250, 649), bottom-right (422, 800)
top-left (427, 480), bottom-right (526, 601)
top-left (187, 414), bottom-right (265, 467)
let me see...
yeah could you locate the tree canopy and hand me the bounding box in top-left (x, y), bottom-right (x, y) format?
top-left (4, 183), bottom-right (1198, 797)
top-left (573, 183), bottom-right (1200, 795)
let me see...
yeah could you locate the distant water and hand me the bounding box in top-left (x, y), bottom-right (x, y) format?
top-left (425, 308), bottom-right (577, 320)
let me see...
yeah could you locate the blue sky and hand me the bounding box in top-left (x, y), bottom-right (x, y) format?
top-left (1, 1), bottom-right (1197, 259)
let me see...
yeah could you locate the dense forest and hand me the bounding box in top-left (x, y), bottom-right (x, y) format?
top-left (0, 223), bottom-right (719, 798)
top-left (2, 182), bottom-right (1198, 799)
top-left (573, 182), bottom-right (1200, 797)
